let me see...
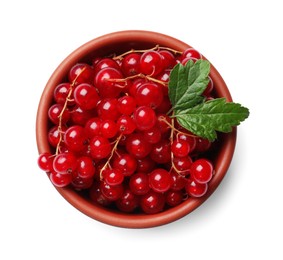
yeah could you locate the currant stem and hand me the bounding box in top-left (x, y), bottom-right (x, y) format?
top-left (55, 67), bottom-right (86, 155)
top-left (113, 45), bottom-right (159, 60)
top-left (159, 116), bottom-right (197, 138)
top-left (99, 134), bottom-right (123, 180)
top-left (106, 73), bottom-right (167, 86)
top-left (113, 45), bottom-right (182, 60)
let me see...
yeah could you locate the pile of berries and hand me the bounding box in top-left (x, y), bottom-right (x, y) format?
top-left (38, 46), bottom-right (215, 214)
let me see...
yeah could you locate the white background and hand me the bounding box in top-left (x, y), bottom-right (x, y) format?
top-left (1, 0), bottom-right (282, 259)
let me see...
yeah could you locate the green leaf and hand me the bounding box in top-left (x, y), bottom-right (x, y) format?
top-left (175, 98), bottom-right (250, 141)
top-left (168, 59), bottom-right (210, 111)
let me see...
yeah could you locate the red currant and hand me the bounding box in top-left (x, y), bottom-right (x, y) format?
top-left (112, 153), bottom-right (137, 176)
top-left (37, 152), bottom-right (53, 172)
top-left (53, 152), bottom-right (77, 174)
top-left (140, 50), bottom-right (163, 76)
top-left (149, 168), bottom-right (172, 193)
top-left (133, 106), bottom-right (156, 131)
top-left (48, 104), bottom-right (70, 125)
top-left (73, 83), bottom-right (99, 110)
top-left (76, 156), bottom-right (95, 179)
top-left (165, 190), bottom-right (183, 207)
top-left (117, 95), bottom-right (136, 115)
top-left (129, 172), bottom-right (150, 195)
top-left (64, 125), bottom-right (87, 152)
top-left (150, 140), bottom-right (171, 164)
top-left (134, 82), bottom-right (163, 108)
top-left (102, 169), bottom-right (124, 186)
top-left (116, 189), bottom-right (139, 213)
top-left (50, 171), bottom-right (72, 187)
top-left (53, 83), bottom-right (74, 105)
top-left (116, 115), bottom-right (136, 135)
top-left (190, 158), bottom-right (213, 184)
top-left (84, 117), bottom-right (101, 138)
top-left (140, 190), bottom-right (165, 214)
top-left (68, 63), bottom-right (93, 85)
top-left (121, 53), bottom-right (141, 76)
top-left (171, 139), bottom-right (191, 157)
top-left (185, 179), bottom-right (208, 198)
top-left (96, 98), bottom-right (120, 121)
top-left (126, 133), bottom-right (152, 159)
top-left (100, 181), bottom-right (124, 201)
top-left (93, 58), bottom-right (120, 75)
top-left (100, 119), bottom-right (118, 138)
top-left (94, 67), bottom-right (124, 98)
top-left (89, 136), bottom-right (111, 159)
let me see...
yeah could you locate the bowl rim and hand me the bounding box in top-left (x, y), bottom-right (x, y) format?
top-left (36, 30), bottom-right (237, 228)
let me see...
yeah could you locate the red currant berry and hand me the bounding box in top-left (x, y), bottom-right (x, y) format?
top-left (136, 157), bottom-right (156, 173)
top-left (64, 125), bottom-right (87, 152)
top-left (48, 126), bottom-right (66, 147)
top-left (73, 83), bottom-right (99, 110)
top-left (116, 115), bottom-right (136, 135)
top-left (173, 156), bottom-right (193, 176)
top-left (190, 158), bottom-right (213, 184)
top-left (89, 136), bottom-right (111, 159)
top-left (121, 53), bottom-right (141, 76)
top-left (170, 171), bottom-right (187, 191)
top-left (70, 106), bottom-right (94, 126)
top-left (100, 181), bottom-right (124, 201)
top-left (142, 126), bottom-right (162, 144)
top-left (117, 96), bottom-right (136, 115)
top-left (185, 179), bottom-right (208, 198)
top-left (71, 173), bottom-right (93, 190)
top-left (150, 140), bottom-right (171, 164)
top-left (102, 169), bottom-right (124, 186)
top-left (133, 106), bottom-right (156, 131)
top-left (93, 58), bottom-right (120, 75)
top-left (171, 139), bottom-right (191, 157)
top-left (53, 83), bottom-right (74, 105)
top-left (177, 132), bottom-right (197, 153)
top-left (126, 133), bottom-right (152, 159)
top-left (140, 50), bottom-right (163, 76)
top-left (116, 189), bottom-right (139, 213)
top-left (159, 50), bottom-right (177, 69)
top-left (134, 82), bottom-right (163, 108)
top-left (89, 182), bottom-right (112, 206)
top-left (112, 153), bottom-right (137, 176)
top-left (48, 104), bottom-right (70, 125)
top-left (76, 156), bottom-right (95, 179)
top-left (68, 63), bottom-right (93, 85)
top-left (94, 67), bottom-right (124, 98)
top-left (149, 168), bottom-right (172, 193)
top-left (37, 152), bottom-right (53, 172)
top-left (53, 152), bottom-right (77, 174)
top-left (182, 48), bottom-right (202, 60)
top-left (50, 171), bottom-right (72, 187)
top-left (129, 172), bottom-right (150, 195)
top-left (84, 117), bottom-right (101, 138)
top-left (140, 190), bottom-right (165, 214)
top-left (194, 137), bottom-right (211, 153)
top-left (128, 78), bottom-right (146, 97)
top-left (165, 190), bottom-right (183, 207)
top-left (100, 119), bottom-right (118, 138)
top-left (156, 114), bottom-right (171, 134)
top-left (96, 98), bottom-right (120, 121)
top-left (203, 76), bottom-right (214, 97)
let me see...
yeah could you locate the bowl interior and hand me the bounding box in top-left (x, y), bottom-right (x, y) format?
top-left (36, 30), bottom-right (236, 228)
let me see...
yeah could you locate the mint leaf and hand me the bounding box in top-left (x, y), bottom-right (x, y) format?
top-left (174, 98), bottom-right (250, 141)
top-left (168, 59), bottom-right (210, 111)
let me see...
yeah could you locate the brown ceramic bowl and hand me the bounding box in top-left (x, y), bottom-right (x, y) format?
top-left (36, 30), bottom-right (236, 228)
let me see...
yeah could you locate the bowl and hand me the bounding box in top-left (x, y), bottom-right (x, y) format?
top-left (36, 30), bottom-right (236, 228)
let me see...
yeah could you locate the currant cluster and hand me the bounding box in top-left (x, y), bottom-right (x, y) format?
top-left (38, 45), bottom-right (215, 214)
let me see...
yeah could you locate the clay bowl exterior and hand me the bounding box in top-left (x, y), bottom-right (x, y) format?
top-left (36, 30), bottom-right (236, 228)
